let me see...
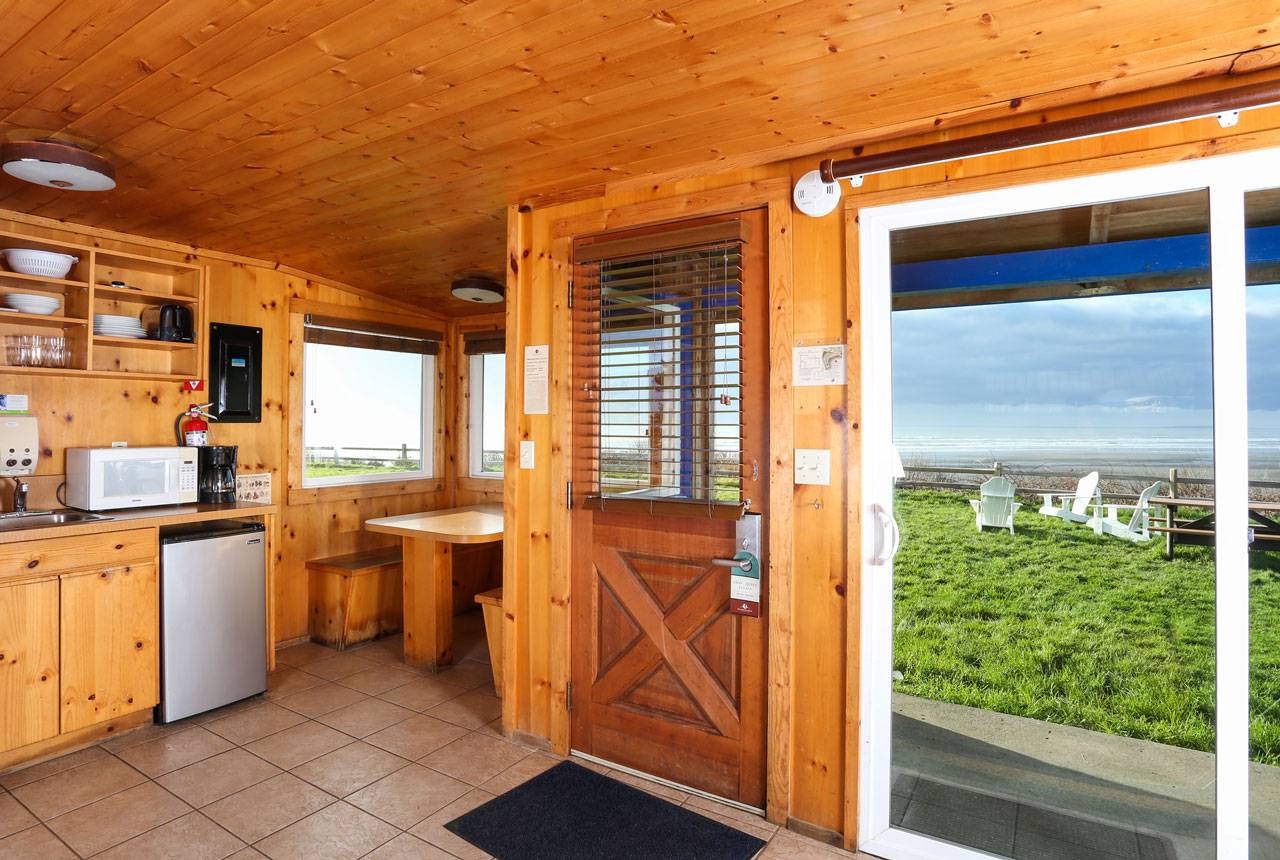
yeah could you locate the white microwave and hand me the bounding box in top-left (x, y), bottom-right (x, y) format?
top-left (66, 447), bottom-right (199, 511)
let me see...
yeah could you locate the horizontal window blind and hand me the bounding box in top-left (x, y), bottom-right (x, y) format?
top-left (303, 314), bottom-right (442, 355)
top-left (463, 330), bottom-right (506, 355)
top-left (573, 220), bottom-right (746, 512)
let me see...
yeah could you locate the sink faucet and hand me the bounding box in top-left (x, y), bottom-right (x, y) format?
top-left (13, 479), bottom-right (28, 513)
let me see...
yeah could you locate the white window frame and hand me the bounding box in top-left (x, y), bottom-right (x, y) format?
top-left (468, 352), bottom-right (504, 479)
top-left (301, 344), bottom-right (436, 488)
top-left (857, 145), bottom-right (1275, 860)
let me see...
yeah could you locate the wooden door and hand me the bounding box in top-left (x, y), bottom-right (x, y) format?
top-left (570, 208), bottom-right (768, 806)
top-left (0, 578), bottom-right (59, 752)
top-left (61, 562), bottom-right (159, 732)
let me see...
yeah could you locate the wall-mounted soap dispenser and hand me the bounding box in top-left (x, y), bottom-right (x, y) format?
top-left (0, 416), bottom-right (38, 477)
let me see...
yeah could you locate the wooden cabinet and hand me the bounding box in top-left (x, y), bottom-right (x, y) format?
top-left (0, 527), bottom-right (159, 755)
top-left (60, 562), bottom-right (159, 732)
top-left (0, 578), bottom-right (59, 751)
top-left (0, 528), bottom-right (154, 580)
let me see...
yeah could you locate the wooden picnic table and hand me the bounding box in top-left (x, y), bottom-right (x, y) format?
top-left (1149, 496), bottom-right (1280, 558)
top-left (365, 504), bottom-right (504, 669)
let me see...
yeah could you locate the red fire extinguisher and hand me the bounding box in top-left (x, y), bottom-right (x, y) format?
top-left (175, 403), bottom-right (215, 447)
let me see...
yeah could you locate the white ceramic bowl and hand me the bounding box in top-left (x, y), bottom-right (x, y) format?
top-left (3, 248), bottom-right (78, 279)
top-left (6, 293), bottom-right (60, 315)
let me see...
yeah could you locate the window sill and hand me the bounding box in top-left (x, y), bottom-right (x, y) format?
top-left (288, 476), bottom-right (447, 505)
top-left (457, 475), bottom-right (504, 495)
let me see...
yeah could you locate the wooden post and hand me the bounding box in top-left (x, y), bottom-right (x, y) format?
top-left (402, 536), bottom-right (455, 669)
top-left (1165, 467), bottom-right (1178, 560)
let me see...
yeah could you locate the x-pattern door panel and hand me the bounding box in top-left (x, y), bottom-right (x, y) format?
top-left (578, 513), bottom-right (763, 803)
top-left (592, 523), bottom-right (741, 739)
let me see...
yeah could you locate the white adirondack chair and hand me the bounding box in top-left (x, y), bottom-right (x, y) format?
top-left (1089, 480), bottom-right (1163, 542)
top-left (1038, 471), bottom-right (1101, 525)
top-left (970, 475), bottom-right (1022, 535)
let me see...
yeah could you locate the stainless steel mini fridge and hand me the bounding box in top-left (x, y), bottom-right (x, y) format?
top-left (158, 520), bottom-right (268, 722)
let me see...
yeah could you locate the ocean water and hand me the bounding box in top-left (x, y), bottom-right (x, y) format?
top-left (895, 426), bottom-right (1280, 478)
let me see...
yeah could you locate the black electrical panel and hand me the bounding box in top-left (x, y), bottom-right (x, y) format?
top-left (208, 322), bottom-right (262, 423)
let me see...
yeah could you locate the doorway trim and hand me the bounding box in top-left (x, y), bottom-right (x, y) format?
top-left (852, 146), bottom-right (1276, 859)
top-left (526, 177), bottom-right (797, 823)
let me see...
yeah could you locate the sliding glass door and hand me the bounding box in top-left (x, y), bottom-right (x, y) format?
top-left (859, 150), bottom-right (1278, 860)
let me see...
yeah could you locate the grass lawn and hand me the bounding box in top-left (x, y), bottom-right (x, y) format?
top-left (892, 489), bottom-right (1280, 765)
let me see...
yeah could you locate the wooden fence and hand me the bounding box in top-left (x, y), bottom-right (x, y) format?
top-left (899, 463), bottom-right (1280, 502)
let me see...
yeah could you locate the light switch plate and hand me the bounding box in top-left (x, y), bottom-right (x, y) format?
top-left (794, 448), bottom-right (831, 486)
top-left (519, 440), bottom-right (535, 470)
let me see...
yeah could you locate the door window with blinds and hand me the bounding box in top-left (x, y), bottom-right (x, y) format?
top-left (302, 314), bottom-right (440, 487)
top-left (573, 219), bottom-right (746, 511)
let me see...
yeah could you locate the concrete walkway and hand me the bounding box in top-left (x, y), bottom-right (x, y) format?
top-left (891, 695), bottom-right (1280, 860)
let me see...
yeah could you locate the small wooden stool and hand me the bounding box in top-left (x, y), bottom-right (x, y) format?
top-left (308, 548), bottom-right (403, 650)
top-left (475, 588), bottom-right (504, 696)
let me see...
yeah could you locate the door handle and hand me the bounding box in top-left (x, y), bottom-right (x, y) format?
top-left (870, 503), bottom-right (901, 566)
top-left (712, 557), bottom-right (753, 572)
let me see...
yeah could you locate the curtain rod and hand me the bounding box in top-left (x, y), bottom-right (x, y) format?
top-left (819, 78), bottom-right (1280, 185)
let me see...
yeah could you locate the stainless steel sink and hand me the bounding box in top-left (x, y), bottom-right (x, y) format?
top-left (0, 509), bottom-right (112, 531)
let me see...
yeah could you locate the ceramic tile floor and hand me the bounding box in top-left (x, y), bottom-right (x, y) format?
top-left (0, 611), bottom-right (871, 860)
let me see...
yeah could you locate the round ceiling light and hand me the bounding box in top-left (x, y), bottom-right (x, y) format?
top-left (1, 139), bottom-right (116, 192)
top-left (451, 276), bottom-right (505, 304)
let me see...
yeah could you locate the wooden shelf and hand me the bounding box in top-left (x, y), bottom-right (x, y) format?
top-left (0, 365), bottom-right (194, 382)
top-left (0, 271), bottom-right (89, 292)
top-left (95, 250), bottom-right (201, 277)
top-left (0, 313), bottom-right (88, 330)
top-left (93, 284), bottom-right (197, 305)
top-left (93, 335), bottom-right (196, 351)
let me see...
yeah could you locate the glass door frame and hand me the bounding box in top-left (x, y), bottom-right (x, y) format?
top-left (857, 147), bottom-right (1277, 860)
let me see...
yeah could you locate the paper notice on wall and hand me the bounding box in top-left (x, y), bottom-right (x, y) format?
top-left (523, 344), bottom-right (549, 415)
top-left (236, 472), bottom-right (272, 504)
top-left (0, 394), bottom-right (29, 414)
top-left (793, 344), bottom-right (846, 387)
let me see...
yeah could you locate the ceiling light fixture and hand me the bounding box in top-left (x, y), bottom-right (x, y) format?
top-left (1, 139), bottom-right (116, 192)
top-left (451, 276), bottom-right (505, 304)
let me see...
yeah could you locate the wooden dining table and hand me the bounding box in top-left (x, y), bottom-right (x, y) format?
top-left (365, 504), bottom-right (504, 670)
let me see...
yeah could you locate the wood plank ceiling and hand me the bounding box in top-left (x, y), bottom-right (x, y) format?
top-left (0, 0), bottom-right (1278, 312)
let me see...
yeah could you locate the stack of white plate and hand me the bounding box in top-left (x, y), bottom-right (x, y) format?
top-left (94, 313), bottom-right (147, 338)
top-left (6, 293), bottom-right (61, 315)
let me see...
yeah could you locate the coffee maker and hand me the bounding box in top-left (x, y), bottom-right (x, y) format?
top-left (198, 445), bottom-right (238, 503)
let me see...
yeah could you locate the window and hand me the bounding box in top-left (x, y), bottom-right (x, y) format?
top-left (573, 219), bottom-right (745, 509)
top-left (301, 314), bottom-right (440, 487)
top-left (466, 340), bottom-right (506, 477)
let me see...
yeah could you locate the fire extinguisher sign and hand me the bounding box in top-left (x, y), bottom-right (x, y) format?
top-left (183, 379), bottom-right (204, 392)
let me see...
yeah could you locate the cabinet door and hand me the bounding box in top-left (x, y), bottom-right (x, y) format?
top-left (0, 578), bottom-right (59, 752)
top-left (61, 563), bottom-right (158, 732)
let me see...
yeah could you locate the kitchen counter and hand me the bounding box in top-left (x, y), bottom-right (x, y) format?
top-left (0, 501), bottom-right (277, 544)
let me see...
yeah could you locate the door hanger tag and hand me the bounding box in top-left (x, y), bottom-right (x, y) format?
top-left (728, 551), bottom-right (761, 617)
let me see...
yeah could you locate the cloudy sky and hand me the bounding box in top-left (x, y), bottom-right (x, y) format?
top-left (891, 284), bottom-right (1280, 454)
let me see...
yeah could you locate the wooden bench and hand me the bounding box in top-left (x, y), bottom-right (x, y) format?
top-left (475, 587), bottom-right (503, 697)
top-left (308, 548), bottom-right (403, 650)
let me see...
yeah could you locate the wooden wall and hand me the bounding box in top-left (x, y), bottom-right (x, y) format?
top-left (501, 70), bottom-right (1280, 846)
top-left (0, 213), bottom-right (454, 645)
